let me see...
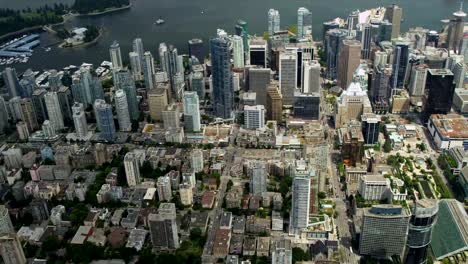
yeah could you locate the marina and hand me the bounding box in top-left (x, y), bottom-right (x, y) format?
top-left (0, 34), bottom-right (41, 66)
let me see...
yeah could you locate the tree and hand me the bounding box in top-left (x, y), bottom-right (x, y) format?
top-left (70, 204), bottom-right (89, 226)
top-left (318, 192), bottom-right (327, 199)
top-left (292, 247), bottom-right (310, 263)
top-left (383, 140), bottom-right (392, 153)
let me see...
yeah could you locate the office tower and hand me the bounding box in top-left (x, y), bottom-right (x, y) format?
top-left (42, 120), bottom-right (56, 138)
top-left (408, 64), bottom-right (428, 97)
top-left (347, 10), bottom-right (359, 34)
top-left (114, 70), bottom-right (139, 120)
top-left (361, 113), bottom-right (380, 145)
top-left (293, 92), bottom-right (320, 120)
top-left (179, 183), bottom-right (193, 205)
top-left (72, 102), bottom-right (88, 139)
top-left (297, 7), bottom-right (312, 39)
top-left (183, 92), bottom-right (201, 132)
top-left (109, 41), bottom-right (123, 70)
top-left (143, 51), bottom-right (155, 90)
top-left (325, 29), bottom-right (348, 79)
top-left (44, 92), bottom-right (64, 131)
top-left (132, 37), bottom-right (145, 68)
top-left (322, 20), bottom-right (340, 42)
top-left (385, 4), bottom-right (403, 39)
top-left (0, 97), bottom-right (8, 134)
top-left (271, 238), bottom-right (292, 264)
top-left (0, 205), bottom-right (14, 235)
top-left (162, 103), bottom-right (180, 130)
top-left (268, 9), bottom-right (280, 36)
top-left (148, 204), bottom-right (179, 250)
top-left (124, 152), bottom-right (141, 186)
top-left (188, 38), bottom-right (204, 62)
top-left (19, 98), bottom-right (38, 132)
top-left (404, 200), bottom-right (438, 264)
top-left (248, 68), bottom-right (271, 106)
top-left (190, 149), bottom-right (204, 173)
top-left (249, 38), bottom-right (267, 68)
top-left (190, 71), bottom-right (205, 100)
top-left (358, 175), bottom-right (390, 201)
top-left (249, 160), bottom-right (267, 195)
top-left (279, 51), bottom-right (297, 106)
top-left (391, 41), bottom-right (410, 90)
top-left (77, 67), bottom-right (104, 106)
top-left (172, 72), bottom-right (185, 101)
top-left (267, 83), bottom-right (282, 122)
top-left (148, 87), bottom-right (168, 121)
top-left (129, 52), bottom-right (143, 81)
top-left (157, 176), bottom-right (172, 201)
top-left (425, 69), bottom-right (455, 115)
top-left (19, 69), bottom-right (36, 98)
top-left (211, 30), bottom-right (234, 118)
top-left (232, 35), bottom-right (244, 68)
top-left (360, 23), bottom-right (372, 59)
top-left (374, 51), bottom-right (388, 68)
top-left (57, 86), bottom-right (73, 122)
top-left (337, 39), bottom-right (362, 89)
top-left (115, 90), bottom-right (132, 132)
top-left (159, 43), bottom-right (181, 97)
top-left (335, 81), bottom-right (372, 128)
top-left (94, 99), bottom-right (116, 141)
top-left (235, 20), bottom-right (249, 64)
top-left (0, 234), bottom-right (26, 264)
top-left (302, 60), bottom-right (321, 94)
top-left (452, 61), bottom-right (466, 88)
top-left (290, 175), bottom-right (310, 231)
top-left (369, 65), bottom-right (392, 112)
top-left (378, 20), bottom-right (393, 43)
top-left (47, 70), bottom-right (61, 91)
top-left (8, 97), bottom-right (22, 122)
top-left (244, 105), bottom-right (265, 130)
top-left (16, 122), bottom-right (29, 140)
top-left (447, 5), bottom-right (466, 54)
top-left (360, 205), bottom-right (410, 259)
top-left (2, 68), bottom-right (20, 98)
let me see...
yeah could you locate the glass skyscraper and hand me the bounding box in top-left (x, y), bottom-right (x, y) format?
top-left (94, 99), bottom-right (116, 141)
top-left (114, 70), bottom-right (139, 120)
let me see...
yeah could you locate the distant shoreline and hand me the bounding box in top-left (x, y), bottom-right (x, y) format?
top-left (72, 3), bottom-right (132, 17)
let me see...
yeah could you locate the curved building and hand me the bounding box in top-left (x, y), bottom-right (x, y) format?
top-left (115, 90), bottom-right (131, 132)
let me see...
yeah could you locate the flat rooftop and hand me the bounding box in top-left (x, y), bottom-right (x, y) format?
top-left (430, 114), bottom-right (468, 139)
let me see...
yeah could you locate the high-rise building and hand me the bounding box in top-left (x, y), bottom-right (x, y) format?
top-left (452, 61), bottom-right (466, 88)
top-left (159, 43), bottom-right (182, 98)
top-left (148, 86), bottom-right (168, 121)
top-left (271, 238), bottom-right (292, 264)
top-left (188, 38), bottom-right (204, 63)
top-left (211, 30), bottom-right (234, 118)
top-left (94, 99), bottom-right (116, 141)
top-left (57, 86), bottom-right (73, 123)
top-left (0, 234), bottom-right (26, 264)
top-left (19, 98), bottom-right (38, 132)
top-left (360, 23), bottom-right (372, 59)
top-left (368, 65), bottom-right (392, 112)
top-left (248, 67), bottom-right (271, 106)
top-left (385, 4), bottom-right (403, 39)
top-left (335, 81), bottom-right (372, 128)
top-left (268, 9), bottom-right (280, 36)
top-left (302, 60), bottom-right (321, 94)
top-left (358, 175), bottom-right (390, 201)
top-left (109, 41), bottom-right (123, 70)
top-left (47, 70), bottom-right (61, 91)
top-left (44, 92), bottom-right (64, 132)
top-left (157, 176), bottom-right (172, 201)
top-left (248, 161), bottom-right (267, 195)
top-left (267, 83), bottom-right (282, 122)
top-left (447, 5), bottom-right (466, 54)
top-left (391, 40), bottom-right (410, 90)
top-left (148, 203), bottom-right (179, 250)
top-left (337, 39), bottom-right (362, 89)
top-left (244, 105), bottom-right (265, 130)
top-left (2, 68), bottom-right (20, 98)
top-left (378, 20), bottom-right (393, 43)
top-left (19, 69), bottom-right (36, 98)
top-left (76, 67), bottom-right (104, 106)
top-left (72, 102), bottom-right (88, 139)
top-left (129, 52), bottom-right (143, 81)
top-left (124, 152), bottom-right (141, 186)
top-left (114, 70), bottom-right (139, 120)
top-left (183, 92), bottom-right (201, 132)
top-left (42, 120), bottom-right (56, 138)
top-left (132, 37), bottom-right (145, 69)
top-left (143, 51), bottom-right (155, 90)
top-left (235, 20), bottom-right (249, 64)
top-left (279, 51), bottom-right (297, 106)
top-left (404, 199), bottom-right (438, 264)
top-left (190, 149), bottom-right (204, 173)
top-left (249, 38), bottom-right (267, 68)
top-left (94, 143), bottom-right (108, 166)
top-left (179, 182), bottom-right (193, 206)
top-left (115, 90), bottom-right (132, 132)
top-left (361, 113), bottom-right (380, 145)
top-left (190, 72), bottom-right (205, 100)
top-left (0, 205), bottom-right (14, 235)
top-left (297, 7), bottom-right (312, 39)
top-left (293, 92), bottom-right (320, 120)
top-left (409, 64), bottom-right (428, 97)
top-left (322, 20), bottom-right (340, 42)
top-left (359, 204), bottom-right (410, 259)
top-left (16, 122), bottom-right (29, 140)
top-left (325, 29), bottom-right (348, 79)
top-left (425, 69), bottom-right (455, 116)
top-left (290, 174), bottom-right (311, 231)
top-left (232, 35), bottom-right (244, 68)
top-left (162, 103), bottom-right (180, 130)
top-left (0, 97), bottom-right (8, 134)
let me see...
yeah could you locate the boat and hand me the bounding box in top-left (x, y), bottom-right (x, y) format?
top-left (44, 47), bottom-right (51, 52)
top-left (156, 18), bottom-right (165, 25)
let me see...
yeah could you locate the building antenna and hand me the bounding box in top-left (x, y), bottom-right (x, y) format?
top-left (460, 0), bottom-right (464, 12)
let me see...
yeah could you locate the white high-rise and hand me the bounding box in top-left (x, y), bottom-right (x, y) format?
top-left (115, 89), bottom-right (132, 132)
top-left (268, 9), bottom-right (281, 35)
top-left (157, 176), bottom-right (172, 201)
top-left (44, 92), bottom-right (64, 131)
top-left (72, 102), bottom-right (88, 139)
top-left (244, 105), bottom-right (265, 130)
top-left (290, 176), bottom-right (311, 232)
top-left (129, 52), bottom-right (143, 81)
top-left (297, 7), bottom-right (312, 39)
top-left (109, 41), bottom-right (123, 70)
top-left (232, 35), bottom-right (244, 68)
top-left (249, 161), bottom-right (267, 195)
top-left (190, 149), bottom-right (204, 173)
top-left (303, 60), bottom-right (321, 94)
top-left (143, 51), bottom-right (155, 90)
top-left (183, 92), bottom-right (201, 132)
top-left (124, 152), bottom-right (141, 186)
top-left (132, 37), bottom-right (145, 67)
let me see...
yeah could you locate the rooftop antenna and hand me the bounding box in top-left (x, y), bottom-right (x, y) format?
top-left (460, 0), bottom-right (464, 12)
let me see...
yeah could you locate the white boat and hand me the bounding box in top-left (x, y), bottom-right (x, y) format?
top-left (156, 18), bottom-right (165, 25)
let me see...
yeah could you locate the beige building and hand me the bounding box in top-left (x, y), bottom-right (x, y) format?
top-left (148, 86), bottom-right (169, 121)
top-left (337, 39), bottom-right (362, 90)
top-left (162, 103), bottom-right (180, 129)
top-left (335, 81), bottom-right (372, 128)
top-left (267, 82), bottom-right (283, 122)
top-left (391, 91), bottom-right (410, 114)
top-left (179, 182), bottom-right (193, 206)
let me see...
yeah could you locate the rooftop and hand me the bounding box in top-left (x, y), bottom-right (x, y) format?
top-left (430, 114), bottom-right (468, 139)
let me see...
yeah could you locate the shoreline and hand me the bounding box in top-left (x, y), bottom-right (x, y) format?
top-left (58, 27), bottom-right (104, 49)
top-left (71, 3), bottom-right (132, 17)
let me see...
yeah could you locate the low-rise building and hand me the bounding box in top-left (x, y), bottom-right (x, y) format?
top-left (126, 229), bottom-right (148, 251)
top-left (256, 237), bottom-right (270, 257)
top-left (243, 236), bottom-right (257, 256)
top-left (121, 208), bottom-right (140, 229)
top-left (213, 229), bottom-right (231, 257)
top-left (427, 114), bottom-right (468, 150)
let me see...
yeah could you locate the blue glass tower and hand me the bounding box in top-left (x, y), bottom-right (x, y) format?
top-left (115, 70), bottom-right (139, 120)
top-left (94, 99), bottom-right (116, 141)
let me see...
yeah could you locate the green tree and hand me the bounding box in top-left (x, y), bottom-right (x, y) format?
top-left (292, 247), bottom-right (310, 263)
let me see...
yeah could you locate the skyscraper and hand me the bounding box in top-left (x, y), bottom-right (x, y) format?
top-left (159, 43), bottom-right (182, 98)
top-left (391, 40), bottom-right (410, 90)
top-left (337, 39), bottom-right (362, 89)
top-left (129, 51), bottom-right (143, 81)
top-left (162, 103), bottom-right (180, 130)
top-left (148, 203), bottom-right (179, 250)
top-left (2, 68), bottom-right (20, 98)
top-left (268, 9), bottom-right (281, 36)
top-left (248, 161), bottom-right (267, 195)
top-left (0, 205), bottom-right (14, 235)
top-left (447, 5), bottom-right (466, 54)
top-left (109, 41), bottom-right (123, 70)
top-left (44, 92), bottom-right (64, 132)
top-left (19, 98), bottom-right (38, 132)
top-left (360, 23), bottom-right (372, 59)
top-left (143, 51), bottom-right (155, 90)
top-left (188, 38), bottom-right (204, 63)
top-left (404, 199), bottom-right (438, 264)
top-left (211, 30), bottom-right (234, 118)
top-left (385, 4), bottom-right (403, 39)
top-left (231, 35), bottom-right (244, 68)
top-left (157, 176), bottom-right (172, 201)
top-left (114, 70), bottom-right (139, 120)
top-left (183, 92), bottom-right (201, 132)
top-left (190, 72), bottom-right (205, 100)
top-left (293, 92), bottom-right (320, 120)
top-left (19, 69), bottom-right (36, 98)
top-left (302, 60), bottom-right (321, 94)
top-left (359, 204), bottom-right (410, 259)
top-left (290, 175), bottom-right (311, 231)
top-left (244, 105), bottom-right (265, 130)
top-left (124, 152), bottom-right (141, 186)
top-left (279, 51), bottom-right (297, 106)
top-left (361, 113), bottom-right (380, 145)
top-left (322, 20), bottom-right (340, 42)
top-left (94, 99), bottom-right (116, 141)
top-left (369, 65), bottom-right (392, 112)
top-left (235, 20), bottom-right (249, 63)
top-left (72, 102), bottom-right (88, 139)
top-left (267, 83), bottom-right (283, 122)
top-left (0, 97), bottom-right (9, 134)
top-left (115, 89), bottom-right (132, 132)
top-left (148, 86), bottom-right (168, 121)
top-left (248, 67), bottom-right (271, 106)
top-left (297, 7), bottom-right (312, 39)
top-left (409, 64), bottom-right (428, 97)
top-left (425, 68), bottom-right (455, 116)
top-left (325, 29), bottom-right (348, 79)
top-left (132, 37), bottom-right (145, 69)
top-left (0, 234), bottom-right (26, 264)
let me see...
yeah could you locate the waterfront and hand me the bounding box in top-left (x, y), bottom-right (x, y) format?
top-left (0, 0), bottom-right (462, 72)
